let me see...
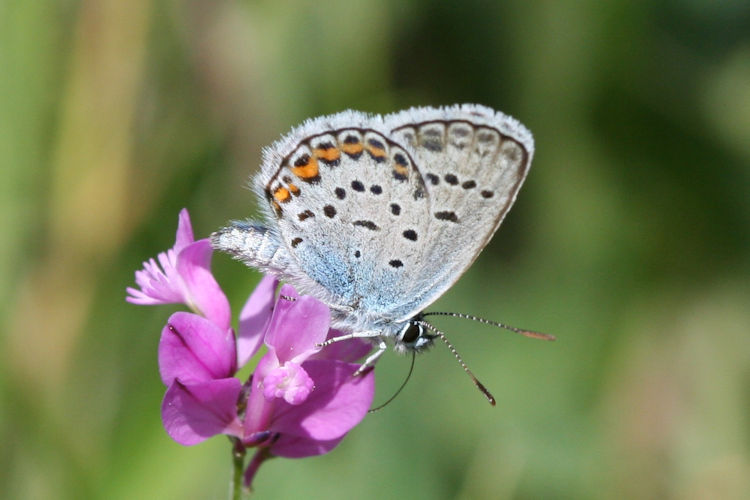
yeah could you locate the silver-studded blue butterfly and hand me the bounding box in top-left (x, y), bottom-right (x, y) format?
top-left (213, 104), bottom-right (544, 395)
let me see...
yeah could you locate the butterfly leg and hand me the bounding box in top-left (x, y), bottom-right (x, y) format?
top-left (353, 340), bottom-right (387, 376)
top-left (317, 331), bottom-right (386, 376)
top-left (317, 330), bottom-right (380, 347)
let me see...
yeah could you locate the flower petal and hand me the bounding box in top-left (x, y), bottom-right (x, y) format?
top-left (176, 239), bottom-right (231, 330)
top-left (161, 378), bottom-right (243, 446)
top-left (126, 209), bottom-right (195, 306)
top-left (159, 312), bottom-right (236, 385)
top-left (126, 251), bottom-right (182, 305)
top-left (237, 275), bottom-right (278, 366)
top-left (174, 208), bottom-right (195, 253)
top-left (265, 285), bottom-right (329, 364)
top-left (262, 362), bottom-right (314, 405)
top-left (242, 352), bottom-right (279, 437)
top-left (271, 359), bottom-right (374, 442)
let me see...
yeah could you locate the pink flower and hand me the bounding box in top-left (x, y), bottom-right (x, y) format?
top-left (128, 209), bottom-right (375, 490)
top-left (159, 284), bottom-right (374, 471)
top-left (126, 209), bottom-right (230, 330)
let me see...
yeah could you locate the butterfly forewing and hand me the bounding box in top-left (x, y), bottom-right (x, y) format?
top-left (258, 113), bottom-right (433, 322)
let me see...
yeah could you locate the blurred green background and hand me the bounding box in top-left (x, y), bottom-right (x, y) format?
top-left (2, 1), bottom-right (749, 498)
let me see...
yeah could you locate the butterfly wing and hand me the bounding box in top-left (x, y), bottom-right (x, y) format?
top-left (251, 105), bottom-right (532, 330)
top-left (383, 104), bottom-right (534, 319)
top-left (254, 110), bottom-right (435, 328)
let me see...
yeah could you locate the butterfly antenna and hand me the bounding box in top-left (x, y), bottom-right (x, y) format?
top-left (421, 312), bottom-right (555, 341)
top-left (368, 352), bottom-right (416, 413)
top-left (416, 321), bottom-right (496, 406)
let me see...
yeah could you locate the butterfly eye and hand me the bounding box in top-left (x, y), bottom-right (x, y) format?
top-left (400, 323), bottom-right (423, 344)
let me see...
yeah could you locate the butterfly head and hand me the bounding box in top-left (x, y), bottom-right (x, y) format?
top-left (394, 316), bottom-right (437, 353)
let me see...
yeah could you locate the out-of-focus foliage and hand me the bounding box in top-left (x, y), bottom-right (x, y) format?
top-left (1, 1), bottom-right (748, 498)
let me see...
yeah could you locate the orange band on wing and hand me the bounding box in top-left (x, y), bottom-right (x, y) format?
top-left (314, 146), bottom-right (341, 163)
top-left (341, 142), bottom-right (363, 156)
top-left (367, 145), bottom-right (386, 159)
top-left (291, 155), bottom-right (319, 180)
top-left (393, 163), bottom-right (408, 177)
top-left (273, 186), bottom-right (291, 203)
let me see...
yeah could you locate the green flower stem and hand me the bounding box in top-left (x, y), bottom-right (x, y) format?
top-left (230, 438), bottom-right (247, 500)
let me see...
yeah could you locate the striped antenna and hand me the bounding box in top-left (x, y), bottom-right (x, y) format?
top-left (416, 320), bottom-right (496, 406)
top-left (421, 311), bottom-right (556, 341)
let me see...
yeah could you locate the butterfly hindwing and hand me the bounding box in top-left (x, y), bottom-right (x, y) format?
top-left (384, 105), bottom-right (533, 318)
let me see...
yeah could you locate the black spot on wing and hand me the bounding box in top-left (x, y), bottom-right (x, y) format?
top-left (434, 211), bottom-right (458, 222)
top-left (444, 174), bottom-right (459, 185)
top-left (403, 229), bottom-right (418, 241)
top-left (353, 220), bottom-right (379, 230)
top-left (298, 210), bottom-right (315, 221)
top-left (294, 154), bottom-right (311, 167)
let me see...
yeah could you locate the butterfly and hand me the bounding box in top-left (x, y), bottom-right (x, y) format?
top-left (213, 104), bottom-right (549, 401)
